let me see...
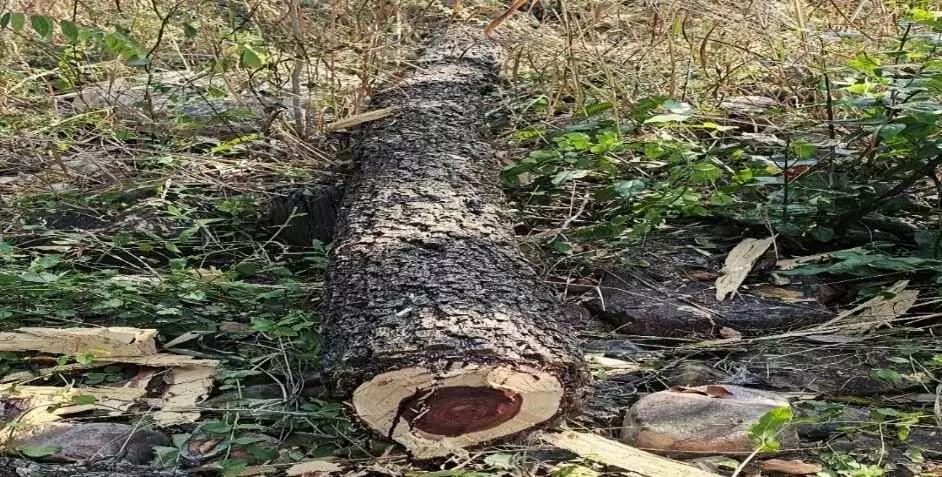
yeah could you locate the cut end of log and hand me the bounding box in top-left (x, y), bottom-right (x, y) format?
top-left (399, 386), bottom-right (523, 437)
top-left (352, 365), bottom-right (563, 458)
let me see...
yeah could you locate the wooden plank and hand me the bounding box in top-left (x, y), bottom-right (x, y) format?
top-left (0, 327), bottom-right (157, 356)
top-left (541, 430), bottom-right (721, 477)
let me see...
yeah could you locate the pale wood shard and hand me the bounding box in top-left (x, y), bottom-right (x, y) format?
top-left (541, 430), bottom-right (722, 477)
top-left (325, 107), bottom-right (394, 131)
top-left (0, 385), bottom-right (146, 446)
top-left (0, 327), bottom-right (158, 356)
top-left (284, 459), bottom-right (344, 475)
top-left (152, 364), bottom-right (218, 427)
top-left (822, 280), bottom-right (918, 333)
top-left (759, 459), bottom-right (824, 475)
top-left (715, 237), bottom-right (774, 302)
top-left (98, 354), bottom-right (220, 368)
top-left (586, 355), bottom-right (644, 375)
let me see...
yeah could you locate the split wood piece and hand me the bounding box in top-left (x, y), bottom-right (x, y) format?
top-left (152, 364), bottom-right (218, 427)
top-left (715, 237), bottom-right (774, 302)
top-left (0, 385), bottom-right (145, 446)
top-left (541, 430), bottom-right (721, 477)
top-left (321, 26), bottom-right (587, 459)
top-left (0, 327), bottom-right (157, 356)
top-left (2, 354), bottom-right (218, 384)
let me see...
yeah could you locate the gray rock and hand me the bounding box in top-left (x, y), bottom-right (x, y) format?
top-left (12, 423), bottom-right (170, 465)
top-left (622, 384), bottom-right (797, 454)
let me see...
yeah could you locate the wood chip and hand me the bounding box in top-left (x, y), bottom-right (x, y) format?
top-left (586, 355), bottom-right (643, 374)
top-left (97, 353), bottom-right (219, 368)
top-left (825, 280), bottom-right (918, 333)
top-left (0, 385), bottom-right (146, 445)
top-left (759, 458), bottom-right (823, 475)
top-left (325, 107), bottom-right (394, 131)
top-left (0, 327), bottom-right (157, 356)
top-left (152, 364), bottom-right (218, 427)
top-left (285, 459), bottom-right (344, 476)
top-left (541, 430), bottom-right (721, 477)
top-left (715, 238), bottom-right (774, 302)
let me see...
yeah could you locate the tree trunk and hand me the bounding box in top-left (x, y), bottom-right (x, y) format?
top-left (321, 26), bottom-right (587, 459)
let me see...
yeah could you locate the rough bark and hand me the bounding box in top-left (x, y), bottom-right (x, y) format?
top-left (321, 26), bottom-right (587, 458)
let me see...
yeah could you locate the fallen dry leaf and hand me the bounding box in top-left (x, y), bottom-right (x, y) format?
top-left (718, 326), bottom-right (741, 339)
top-left (759, 458), bottom-right (823, 475)
top-left (824, 280), bottom-right (918, 333)
top-left (715, 237), bottom-right (774, 302)
top-left (671, 385), bottom-right (732, 398)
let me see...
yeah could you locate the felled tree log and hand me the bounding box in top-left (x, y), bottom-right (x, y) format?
top-left (321, 27), bottom-right (587, 459)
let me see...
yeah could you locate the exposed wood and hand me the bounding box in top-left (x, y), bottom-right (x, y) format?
top-left (325, 107), bottom-right (395, 131)
top-left (321, 26), bottom-right (587, 458)
top-left (0, 327), bottom-right (157, 356)
top-left (0, 385), bottom-right (145, 447)
top-left (152, 364), bottom-right (218, 427)
top-left (541, 430), bottom-right (721, 477)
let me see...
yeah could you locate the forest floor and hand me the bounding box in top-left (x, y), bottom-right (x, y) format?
top-left (1, 1), bottom-right (942, 476)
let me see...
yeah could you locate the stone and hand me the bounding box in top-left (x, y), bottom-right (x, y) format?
top-left (622, 384), bottom-right (796, 454)
top-left (12, 422), bottom-right (170, 464)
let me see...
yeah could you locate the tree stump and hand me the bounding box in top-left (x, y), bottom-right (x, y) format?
top-left (321, 27), bottom-right (587, 458)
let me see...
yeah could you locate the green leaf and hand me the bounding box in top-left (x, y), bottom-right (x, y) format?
top-left (201, 421), bottom-right (232, 434)
top-left (749, 406), bottom-right (793, 452)
top-left (483, 453), bottom-right (518, 470)
top-left (848, 53), bottom-right (880, 77)
top-left (644, 113), bottom-right (690, 124)
top-left (10, 13), bottom-right (25, 31)
top-left (60, 20), bottom-right (78, 42)
top-left (31, 254), bottom-right (60, 270)
top-left (30, 15), bottom-right (53, 38)
top-left (809, 226), bottom-right (835, 242)
top-left (19, 445), bottom-right (61, 458)
top-left (71, 394), bottom-right (98, 405)
top-left (871, 368), bottom-right (903, 384)
top-left (75, 352), bottom-right (94, 365)
top-left (153, 446), bottom-right (180, 469)
top-left (551, 169), bottom-right (591, 185)
top-left (239, 48), bottom-right (262, 69)
top-left (690, 162), bottom-right (723, 183)
top-left (0, 12), bottom-right (11, 29)
top-left (613, 179), bottom-right (646, 198)
top-left (182, 22), bottom-right (198, 38)
top-left (220, 459), bottom-right (248, 477)
top-left (789, 140), bottom-right (816, 160)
